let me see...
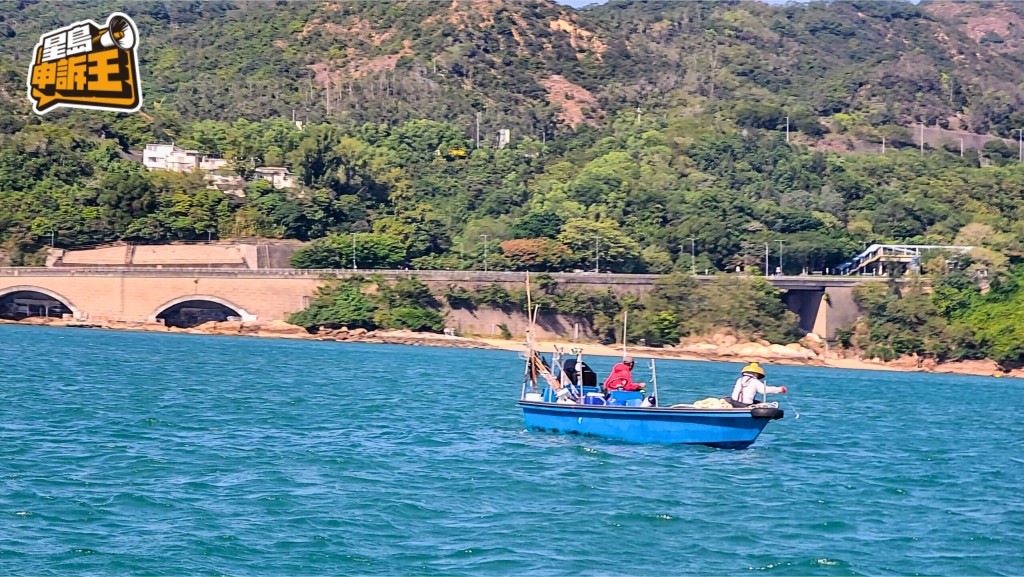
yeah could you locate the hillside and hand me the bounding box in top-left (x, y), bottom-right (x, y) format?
top-left (593, 0), bottom-right (1024, 136)
top-left (2, 0), bottom-right (1024, 140)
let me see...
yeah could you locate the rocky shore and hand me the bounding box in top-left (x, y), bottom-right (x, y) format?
top-left (2, 317), bottom-right (497, 350)
top-left (3, 317), bottom-right (1019, 378)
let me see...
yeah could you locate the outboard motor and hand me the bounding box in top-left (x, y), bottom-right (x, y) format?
top-left (562, 358), bottom-right (597, 388)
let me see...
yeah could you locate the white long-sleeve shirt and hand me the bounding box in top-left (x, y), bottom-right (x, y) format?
top-left (730, 375), bottom-right (783, 405)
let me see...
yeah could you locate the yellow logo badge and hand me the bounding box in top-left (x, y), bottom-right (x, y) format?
top-left (26, 12), bottom-right (143, 115)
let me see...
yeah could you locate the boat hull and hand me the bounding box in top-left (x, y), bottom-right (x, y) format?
top-left (519, 401), bottom-right (779, 449)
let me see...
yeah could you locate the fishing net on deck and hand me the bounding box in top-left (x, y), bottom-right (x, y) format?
top-left (693, 397), bottom-right (733, 409)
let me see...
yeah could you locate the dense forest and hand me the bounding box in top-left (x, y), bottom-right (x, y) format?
top-left (2, 0), bottom-right (1024, 364)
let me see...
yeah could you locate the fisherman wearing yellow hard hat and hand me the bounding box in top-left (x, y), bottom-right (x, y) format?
top-left (726, 362), bottom-right (787, 408)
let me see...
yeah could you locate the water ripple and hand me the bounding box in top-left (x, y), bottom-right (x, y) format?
top-left (0, 326), bottom-right (1021, 575)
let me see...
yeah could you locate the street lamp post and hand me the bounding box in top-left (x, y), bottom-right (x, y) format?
top-left (352, 232), bottom-right (357, 270)
top-left (480, 234), bottom-right (490, 272)
top-left (776, 239), bottom-right (785, 275)
top-left (687, 237), bottom-right (696, 275)
top-left (594, 236), bottom-right (601, 273)
top-left (764, 243), bottom-right (769, 276)
top-left (459, 241), bottom-right (465, 270)
top-left (785, 116), bottom-right (790, 142)
top-left (1017, 128), bottom-right (1023, 162)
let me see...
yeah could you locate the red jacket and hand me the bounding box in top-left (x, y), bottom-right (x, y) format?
top-left (603, 363), bottom-right (642, 391)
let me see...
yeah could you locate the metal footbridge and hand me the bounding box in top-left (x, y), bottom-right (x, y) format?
top-left (839, 244), bottom-right (973, 276)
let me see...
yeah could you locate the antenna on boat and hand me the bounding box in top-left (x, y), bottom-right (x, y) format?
top-left (528, 273), bottom-right (538, 389)
top-left (649, 357), bottom-right (659, 407)
top-left (522, 272), bottom-right (568, 401)
top-left (621, 309), bottom-right (628, 360)
top-left (574, 347), bottom-right (584, 394)
top-left (522, 272), bottom-right (538, 395)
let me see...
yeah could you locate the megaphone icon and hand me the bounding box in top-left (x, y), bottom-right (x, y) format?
top-left (90, 14), bottom-right (136, 51)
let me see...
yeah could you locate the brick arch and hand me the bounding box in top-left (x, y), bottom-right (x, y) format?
top-left (0, 285), bottom-right (81, 317)
top-left (150, 294), bottom-right (256, 322)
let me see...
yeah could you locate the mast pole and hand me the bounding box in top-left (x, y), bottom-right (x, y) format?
top-left (522, 272), bottom-right (536, 396)
top-left (526, 272), bottom-right (536, 389)
top-left (622, 310), bottom-right (628, 360)
top-left (651, 359), bottom-right (658, 407)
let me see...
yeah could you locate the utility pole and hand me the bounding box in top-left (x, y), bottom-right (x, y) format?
top-left (1018, 129), bottom-right (1023, 162)
top-left (459, 241), bottom-right (464, 270)
top-left (777, 239), bottom-right (785, 275)
top-left (475, 112), bottom-right (481, 149)
top-left (687, 237), bottom-right (696, 274)
top-left (352, 232), bottom-right (357, 270)
top-left (594, 236), bottom-right (601, 273)
top-left (764, 243), bottom-right (769, 277)
top-left (636, 104), bottom-right (642, 125)
top-left (480, 234), bottom-right (489, 272)
top-left (882, 135), bottom-right (886, 155)
top-left (960, 138), bottom-right (964, 158)
top-left (785, 116), bottom-right (790, 142)
top-left (920, 123), bottom-right (925, 155)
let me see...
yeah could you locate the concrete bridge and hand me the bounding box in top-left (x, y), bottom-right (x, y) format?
top-left (0, 268), bottom-right (888, 337)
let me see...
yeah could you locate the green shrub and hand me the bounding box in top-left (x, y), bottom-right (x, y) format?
top-left (376, 305), bottom-right (446, 332)
top-left (288, 283), bottom-right (377, 330)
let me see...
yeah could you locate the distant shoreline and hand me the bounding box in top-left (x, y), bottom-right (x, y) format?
top-left (2, 318), bottom-right (1019, 379)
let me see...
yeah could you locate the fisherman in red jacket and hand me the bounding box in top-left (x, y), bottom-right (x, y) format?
top-left (603, 356), bottom-right (645, 392)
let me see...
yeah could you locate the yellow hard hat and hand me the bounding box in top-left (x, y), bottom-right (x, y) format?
top-left (741, 362), bottom-right (765, 377)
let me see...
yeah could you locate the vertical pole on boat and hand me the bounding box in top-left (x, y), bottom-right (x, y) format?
top-left (532, 305), bottom-right (543, 392)
top-left (528, 270), bottom-right (536, 348)
top-left (576, 348), bottom-right (584, 404)
top-left (553, 345), bottom-right (563, 385)
top-left (522, 272), bottom-right (536, 396)
top-left (526, 272), bottom-right (536, 389)
top-left (650, 358), bottom-right (658, 407)
top-left (622, 309), bottom-right (628, 359)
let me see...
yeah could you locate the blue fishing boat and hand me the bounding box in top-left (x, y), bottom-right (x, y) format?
top-left (518, 348), bottom-right (784, 450)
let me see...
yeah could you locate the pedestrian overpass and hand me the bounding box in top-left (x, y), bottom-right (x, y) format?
top-left (840, 244), bottom-right (973, 276)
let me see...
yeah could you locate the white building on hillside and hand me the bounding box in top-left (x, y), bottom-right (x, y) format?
top-left (254, 167), bottom-right (296, 189)
top-left (143, 143), bottom-right (229, 173)
top-left (142, 145), bottom-right (295, 191)
top-left (200, 156), bottom-right (229, 171)
top-left (143, 143), bottom-right (200, 172)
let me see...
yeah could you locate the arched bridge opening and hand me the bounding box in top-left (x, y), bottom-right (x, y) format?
top-left (153, 295), bottom-right (254, 328)
top-left (0, 287), bottom-right (77, 320)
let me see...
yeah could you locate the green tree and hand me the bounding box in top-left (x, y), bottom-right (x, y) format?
top-left (291, 233), bottom-right (406, 269)
top-left (288, 283), bottom-right (377, 330)
top-left (499, 238), bottom-right (573, 271)
top-left (558, 218), bottom-right (643, 272)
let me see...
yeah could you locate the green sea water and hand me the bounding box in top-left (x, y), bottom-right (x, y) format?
top-left (0, 325), bottom-right (1021, 576)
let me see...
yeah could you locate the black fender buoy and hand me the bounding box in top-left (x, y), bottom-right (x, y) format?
top-left (751, 407), bottom-right (784, 420)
